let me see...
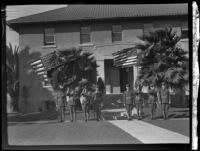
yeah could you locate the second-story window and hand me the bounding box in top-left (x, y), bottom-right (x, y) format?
top-left (181, 21), bottom-right (188, 39)
top-left (80, 26), bottom-right (91, 44)
top-left (143, 24), bottom-right (154, 35)
top-left (44, 28), bottom-right (55, 45)
top-left (112, 25), bottom-right (122, 42)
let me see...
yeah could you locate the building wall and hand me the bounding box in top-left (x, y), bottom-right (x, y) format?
top-left (17, 16), bottom-right (188, 112)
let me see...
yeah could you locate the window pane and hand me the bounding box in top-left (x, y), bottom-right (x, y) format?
top-left (81, 26), bottom-right (90, 34)
top-left (112, 33), bottom-right (122, 42)
top-left (112, 25), bottom-right (122, 33)
top-left (45, 36), bottom-right (55, 44)
top-left (81, 34), bottom-right (90, 43)
top-left (44, 28), bottom-right (55, 45)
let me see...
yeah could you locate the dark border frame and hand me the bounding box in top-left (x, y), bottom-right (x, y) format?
top-left (2, 0), bottom-right (194, 150)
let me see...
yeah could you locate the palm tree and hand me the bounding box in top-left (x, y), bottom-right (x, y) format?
top-left (135, 27), bottom-right (189, 89)
top-left (6, 43), bottom-right (19, 112)
top-left (47, 47), bottom-right (98, 93)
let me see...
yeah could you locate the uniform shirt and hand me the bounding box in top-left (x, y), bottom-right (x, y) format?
top-left (135, 94), bottom-right (142, 104)
top-left (148, 95), bottom-right (155, 104)
top-left (80, 88), bottom-right (89, 105)
top-left (159, 88), bottom-right (170, 104)
top-left (94, 91), bottom-right (103, 103)
top-left (57, 91), bottom-right (66, 107)
top-left (68, 95), bottom-right (75, 106)
top-left (142, 86), bottom-right (149, 93)
top-left (123, 90), bottom-right (134, 105)
top-left (81, 88), bottom-right (88, 97)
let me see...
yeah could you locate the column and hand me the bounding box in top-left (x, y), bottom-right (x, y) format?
top-left (96, 60), bottom-right (105, 82)
top-left (133, 65), bottom-right (138, 90)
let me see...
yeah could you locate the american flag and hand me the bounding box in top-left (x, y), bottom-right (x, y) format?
top-left (113, 47), bottom-right (138, 68)
top-left (30, 51), bottom-right (66, 82)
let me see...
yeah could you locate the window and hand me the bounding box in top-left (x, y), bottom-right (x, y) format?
top-left (181, 21), bottom-right (188, 39)
top-left (112, 25), bottom-right (122, 42)
top-left (143, 24), bottom-right (154, 35)
top-left (80, 26), bottom-right (91, 44)
top-left (44, 28), bottom-right (55, 45)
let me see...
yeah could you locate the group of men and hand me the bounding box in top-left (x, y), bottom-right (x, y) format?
top-left (56, 85), bottom-right (104, 122)
top-left (56, 79), bottom-right (181, 122)
top-left (123, 82), bottom-right (172, 120)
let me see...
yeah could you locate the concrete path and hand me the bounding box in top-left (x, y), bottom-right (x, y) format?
top-left (110, 120), bottom-right (189, 144)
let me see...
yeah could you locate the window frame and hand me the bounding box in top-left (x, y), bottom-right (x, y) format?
top-left (80, 26), bottom-right (91, 44)
top-left (112, 25), bottom-right (122, 42)
top-left (44, 28), bottom-right (55, 46)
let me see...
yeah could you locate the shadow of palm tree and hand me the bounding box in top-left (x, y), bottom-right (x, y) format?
top-left (17, 46), bottom-right (55, 112)
top-left (8, 110), bottom-right (58, 122)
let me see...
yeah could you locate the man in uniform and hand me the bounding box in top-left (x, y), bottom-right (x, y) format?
top-left (80, 86), bottom-right (90, 122)
top-left (94, 86), bottom-right (103, 121)
top-left (68, 89), bottom-right (76, 122)
top-left (134, 87), bottom-right (143, 120)
top-left (141, 82), bottom-right (149, 108)
top-left (148, 84), bottom-right (157, 120)
top-left (123, 84), bottom-right (134, 121)
top-left (158, 82), bottom-right (171, 120)
top-left (56, 84), bottom-right (66, 122)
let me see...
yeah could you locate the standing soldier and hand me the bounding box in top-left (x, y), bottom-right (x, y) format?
top-left (94, 86), bottom-right (103, 121)
top-left (68, 89), bottom-right (76, 122)
top-left (123, 84), bottom-right (134, 121)
top-left (97, 77), bottom-right (105, 109)
top-left (134, 87), bottom-right (143, 120)
top-left (80, 86), bottom-right (90, 122)
top-left (158, 82), bottom-right (171, 120)
top-left (148, 84), bottom-right (157, 120)
top-left (141, 82), bottom-right (149, 108)
top-left (56, 84), bottom-right (66, 122)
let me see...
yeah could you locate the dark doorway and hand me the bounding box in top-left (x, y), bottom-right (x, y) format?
top-left (119, 67), bottom-right (133, 93)
top-left (120, 68), bottom-right (128, 92)
top-left (104, 59), bottom-right (120, 93)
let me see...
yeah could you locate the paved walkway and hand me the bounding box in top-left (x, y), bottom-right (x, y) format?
top-left (110, 120), bottom-right (189, 144)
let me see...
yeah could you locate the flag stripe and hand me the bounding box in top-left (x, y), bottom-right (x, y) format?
top-left (113, 48), bottom-right (137, 67)
top-left (30, 60), bottom-right (42, 66)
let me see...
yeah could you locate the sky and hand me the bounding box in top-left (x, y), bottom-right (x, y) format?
top-left (6, 5), bottom-right (67, 47)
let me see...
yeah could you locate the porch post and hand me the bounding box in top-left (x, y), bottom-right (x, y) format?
top-left (133, 65), bottom-right (138, 90)
top-left (96, 59), bottom-right (105, 82)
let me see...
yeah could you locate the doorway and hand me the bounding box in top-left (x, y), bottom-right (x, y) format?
top-left (120, 67), bottom-right (133, 92)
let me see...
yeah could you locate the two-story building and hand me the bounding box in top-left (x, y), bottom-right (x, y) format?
top-left (7, 4), bottom-right (188, 112)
